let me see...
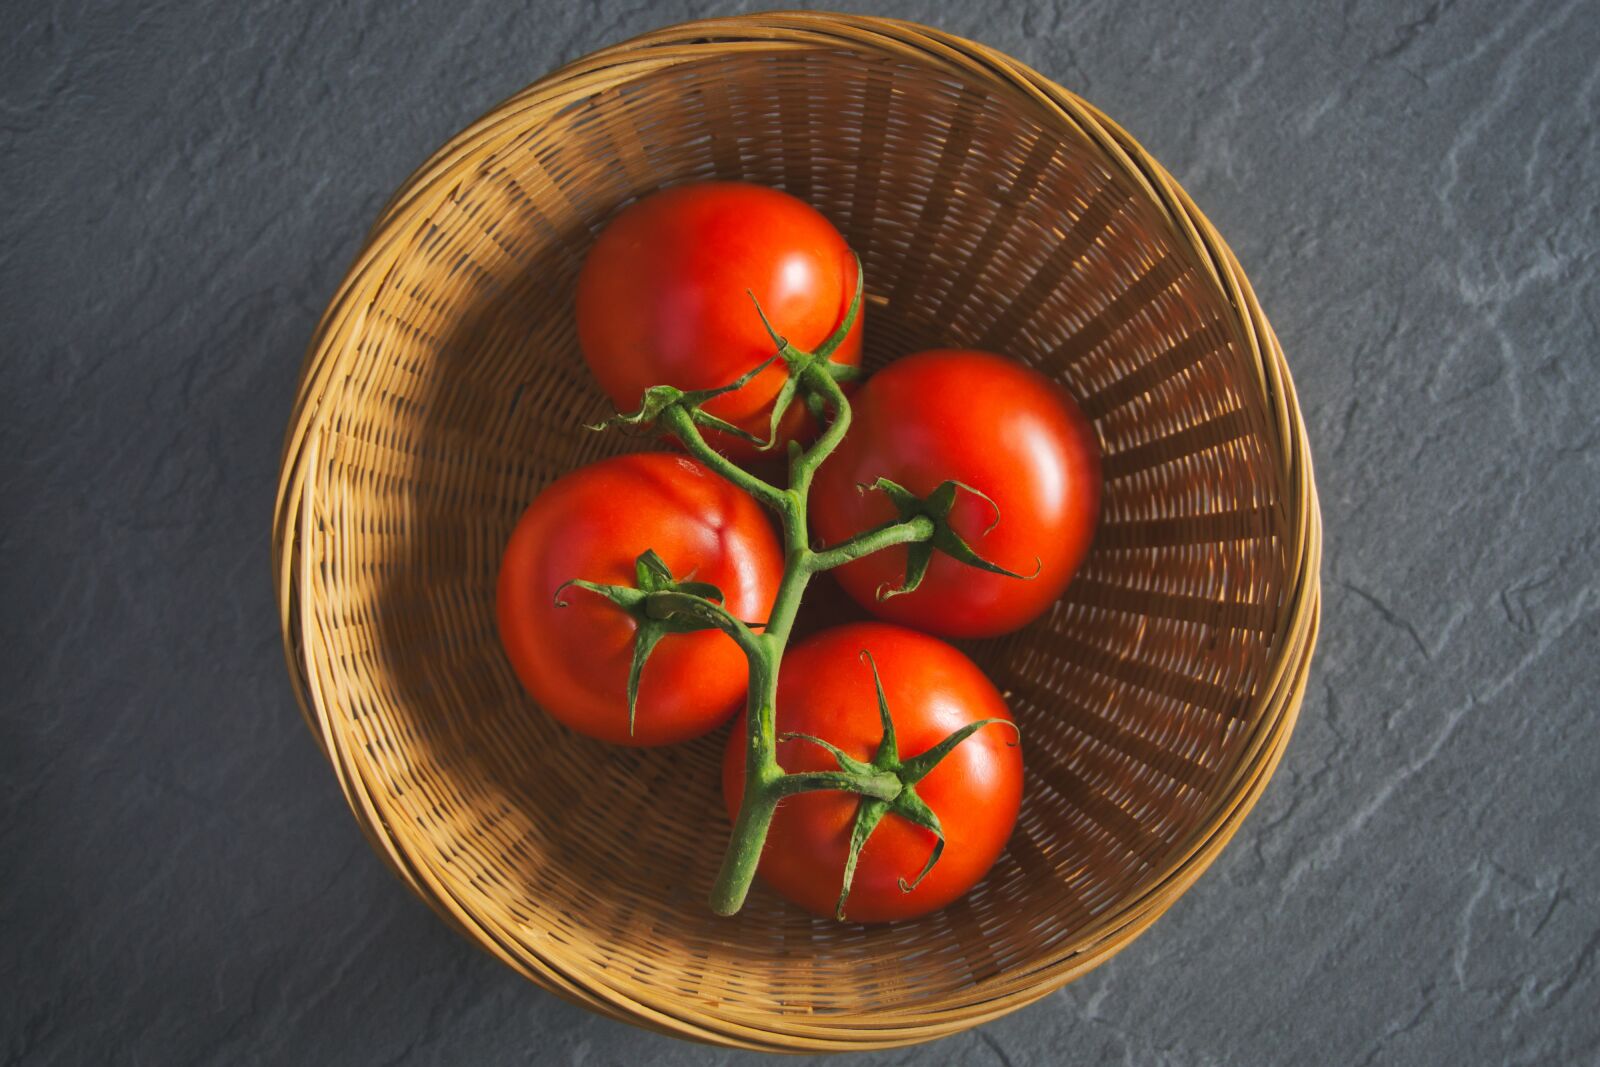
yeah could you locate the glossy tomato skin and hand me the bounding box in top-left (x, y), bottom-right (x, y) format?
top-left (722, 623), bottom-right (1022, 922)
top-left (812, 350), bottom-right (1100, 638)
top-left (497, 452), bottom-right (781, 747)
top-left (576, 183), bottom-right (862, 457)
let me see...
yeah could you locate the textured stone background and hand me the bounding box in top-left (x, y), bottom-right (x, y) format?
top-left (4, 0), bottom-right (1597, 1063)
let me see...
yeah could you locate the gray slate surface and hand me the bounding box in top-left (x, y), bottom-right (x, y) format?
top-left (4, 0), bottom-right (1598, 1063)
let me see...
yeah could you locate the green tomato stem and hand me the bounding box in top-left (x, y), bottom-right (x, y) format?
top-left (663, 359), bottom-right (916, 916)
top-left (623, 300), bottom-right (1011, 919)
top-left (790, 362), bottom-right (852, 499)
top-left (568, 253), bottom-right (1034, 919)
top-left (707, 645), bottom-right (783, 917)
top-left (772, 769), bottom-right (902, 800)
top-left (807, 515), bottom-right (936, 573)
top-left (660, 406), bottom-right (789, 513)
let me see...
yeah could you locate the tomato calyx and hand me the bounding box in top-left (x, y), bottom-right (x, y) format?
top-left (555, 549), bottom-right (757, 735)
top-left (853, 478), bottom-right (1043, 601)
top-left (742, 252), bottom-right (864, 453)
top-left (780, 650), bottom-right (1019, 920)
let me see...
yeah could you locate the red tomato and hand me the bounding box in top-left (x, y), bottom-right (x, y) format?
top-left (722, 623), bottom-right (1022, 922)
top-left (497, 452), bottom-right (781, 746)
top-left (812, 350), bottom-right (1100, 638)
top-left (576, 182), bottom-right (862, 456)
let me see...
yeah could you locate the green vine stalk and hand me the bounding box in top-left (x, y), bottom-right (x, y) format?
top-left (565, 258), bottom-right (1025, 918)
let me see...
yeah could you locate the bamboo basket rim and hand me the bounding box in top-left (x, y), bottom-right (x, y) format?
top-left (271, 11), bottom-right (1323, 1051)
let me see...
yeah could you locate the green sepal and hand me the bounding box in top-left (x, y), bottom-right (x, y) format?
top-left (635, 548), bottom-right (674, 589)
top-left (863, 650), bottom-right (899, 767)
top-left (689, 408), bottom-right (767, 445)
top-left (552, 577), bottom-right (644, 612)
top-left (623, 625), bottom-right (667, 735)
top-left (588, 356), bottom-right (777, 436)
top-left (877, 542), bottom-right (933, 601)
top-left (836, 798), bottom-right (891, 920)
top-left (755, 373), bottom-right (801, 452)
top-left (887, 787), bottom-right (945, 893)
top-left (778, 732), bottom-right (875, 777)
top-left (897, 717), bottom-right (1020, 785)
top-left (813, 252), bottom-right (864, 359)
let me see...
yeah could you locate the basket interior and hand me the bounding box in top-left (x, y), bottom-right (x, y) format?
top-left (303, 46), bottom-right (1289, 1019)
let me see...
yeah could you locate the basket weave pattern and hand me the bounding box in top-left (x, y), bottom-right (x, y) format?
top-left (273, 13), bottom-right (1321, 1051)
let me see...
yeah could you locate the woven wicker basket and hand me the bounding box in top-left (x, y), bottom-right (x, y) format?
top-left (273, 13), bottom-right (1321, 1052)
